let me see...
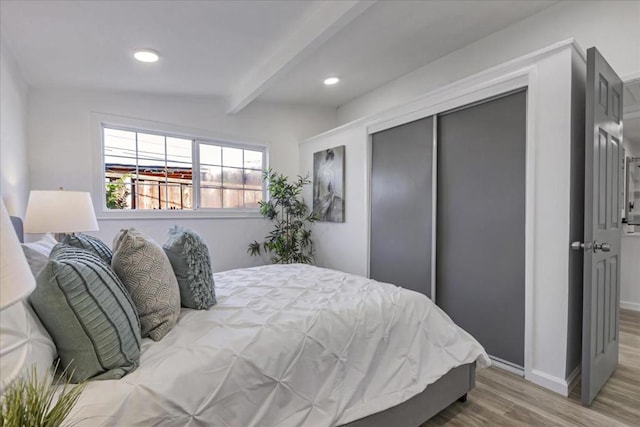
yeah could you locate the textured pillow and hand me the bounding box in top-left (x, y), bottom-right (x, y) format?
top-left (63, 233), bottom-right (112, 264)
top-left (29, 245), bottom-right (141, 382)
top-left (163, 226), bottom-right (217, 310)
top-left (112, 228), bottom-right (180, 341)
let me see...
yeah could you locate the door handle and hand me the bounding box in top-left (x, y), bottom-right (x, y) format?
top-left (593, 241), bottom-right (611, 252)
top-left (570, 241), bottom-right (611, 252)
top-left (571, 241), bottom-right (592, 251)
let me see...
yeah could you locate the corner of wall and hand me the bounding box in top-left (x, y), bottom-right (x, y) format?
top-left (0, 43), bottom-right (30, 216)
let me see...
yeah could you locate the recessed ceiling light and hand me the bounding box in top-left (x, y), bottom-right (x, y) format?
top-left (134, 49), bottom-right (159, 63)
top-left (324, 77), bottom-right (340, 86)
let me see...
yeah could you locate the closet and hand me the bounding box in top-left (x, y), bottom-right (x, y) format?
top-left (301, 40), bottom-right (591, 392)
top-left (370, 90), bottom-right (527, 370)
top-left (370, 117), bottom-right (433, 298)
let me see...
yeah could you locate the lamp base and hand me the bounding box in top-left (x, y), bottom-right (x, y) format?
top-left (54, 232), bottom-right (76, 242)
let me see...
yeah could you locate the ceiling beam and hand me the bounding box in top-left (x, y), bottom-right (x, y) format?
top-left (226, 0), bottom-right (375, 114)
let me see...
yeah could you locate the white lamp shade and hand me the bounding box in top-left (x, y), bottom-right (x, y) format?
top-left (24, 190), bottom-right (99, 234)
top-left (1, 200), bottom-right (36, 310)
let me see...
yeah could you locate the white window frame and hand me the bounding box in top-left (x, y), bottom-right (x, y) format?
top-left (92, 113), bottom-right (268, 219)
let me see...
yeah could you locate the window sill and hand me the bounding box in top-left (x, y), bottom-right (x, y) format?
top-left (96, 209), bottom-right (264, 221)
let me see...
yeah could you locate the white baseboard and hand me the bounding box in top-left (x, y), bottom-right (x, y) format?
top-left (527, 369), bottom-right (573, 396)
top-left (566, 365), bottom-right (581, 394)
top-left (489, 356), bottom-right (524, 376)
top-left (621, 300), bottom-right (640, 312)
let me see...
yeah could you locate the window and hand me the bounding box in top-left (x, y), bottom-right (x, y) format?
top-left (103, 126), bottom-right (266, 211)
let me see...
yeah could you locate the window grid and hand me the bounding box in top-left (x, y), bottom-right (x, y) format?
top-left (196, 142), bottom-right (263, 209)
top-left (103, 126), bottom-right (265, 211)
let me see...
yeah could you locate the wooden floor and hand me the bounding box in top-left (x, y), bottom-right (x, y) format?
top-left (424, 309), bottom-right (640, 426)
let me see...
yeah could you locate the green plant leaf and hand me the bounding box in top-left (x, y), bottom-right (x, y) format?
top-left (248, 170), bottom-right (315, 264)
top-left (0, 362), bottom-right (86, 427)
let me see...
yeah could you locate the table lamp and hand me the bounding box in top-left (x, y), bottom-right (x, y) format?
top-left (24, 190), bottom-right (99, 240)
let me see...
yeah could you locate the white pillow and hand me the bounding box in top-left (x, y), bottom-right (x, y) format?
top-left (21, 234), bottom-right (58, 278)
top-left (0, 300), bottom-right (57, 391)
top-left (22, 233), bottom-right (57, 257)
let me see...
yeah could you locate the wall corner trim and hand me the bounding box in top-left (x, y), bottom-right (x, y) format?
top-left (527, 369), bottom-right (574, 396)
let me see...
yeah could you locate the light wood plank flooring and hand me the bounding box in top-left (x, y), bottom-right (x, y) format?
top-left (424, 309), bottom-right (640, 426)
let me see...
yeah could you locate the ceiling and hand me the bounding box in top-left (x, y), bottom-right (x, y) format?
top-left (0, 0), bottom-right (558, 112)
top-left (260, 0), bottom-right (557, 106)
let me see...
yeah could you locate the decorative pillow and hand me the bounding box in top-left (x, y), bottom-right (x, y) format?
top-left (163, 226), bottom-right (217, 310)
top-left (0, 300), bottom-right (57, 388)
top-left (21, 233), bottom-right (57, 256)
top-left (21, 246), bottom-right (49, 278)
top-left (21, 233), bottom-right (58, 278)
top-left (29, 245), bottom-right (141, 382)
top-left (112, 228), bottom-right (180, 341)
top-left (63, 233), bottom-right (112, 264)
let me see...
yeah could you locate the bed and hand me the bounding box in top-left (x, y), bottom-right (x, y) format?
top-left (8, 218), bottom-right (489, 426)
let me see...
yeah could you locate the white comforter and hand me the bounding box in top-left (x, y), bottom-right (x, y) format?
top-left (68, 264), bottom-right (489, 426)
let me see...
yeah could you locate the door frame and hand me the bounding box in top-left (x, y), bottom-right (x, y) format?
top-left (622, 72), bottom-right (640, 234)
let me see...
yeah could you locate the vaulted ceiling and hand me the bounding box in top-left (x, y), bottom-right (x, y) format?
top-left (0, 0), bottom-right (558, 113)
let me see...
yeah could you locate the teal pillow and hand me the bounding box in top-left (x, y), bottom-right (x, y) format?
top-left (30, 244), bottom-right (141, 382)
top-left (63, 233), bottom-right (112, 264)
top-left (163, 226), bottom-right (216, 310)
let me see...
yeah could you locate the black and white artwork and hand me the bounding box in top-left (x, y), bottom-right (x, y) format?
top-left (313, 146), bottom-right (345, 222)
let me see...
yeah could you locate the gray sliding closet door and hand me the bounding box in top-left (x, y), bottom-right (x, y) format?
top-left (371, 117), bottom-right (433, 298)
top-left (437, 90), bottom-right (526, 368)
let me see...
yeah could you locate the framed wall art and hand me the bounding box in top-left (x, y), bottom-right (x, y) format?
top-left (312, 146), bottom-right (345, 222)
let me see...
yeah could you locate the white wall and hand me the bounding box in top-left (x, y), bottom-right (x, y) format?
top-left (27, 88), bottom-right (336, 271)
top-left (622, 132), bottom-right (640, 311)
top-left (0, 44), bottom-right (30, 216)
top-left (301, 42), bottom-right (583, 395)
top-left (621, 235), bottom-right (640, 311)
top-left (301, 125), bottom-right (369, 275)
top-left (337, 0), bottom-right (640, 125)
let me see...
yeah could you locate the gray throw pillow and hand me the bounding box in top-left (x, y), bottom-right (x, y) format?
top-left (163, 226), bottom-right (217, 310)
top-left (112, 228), bottom-right (180, 341)
top-left (29, 244), bottom-right (141, 383)
top-left (63, 233), bottom-right (112, 264)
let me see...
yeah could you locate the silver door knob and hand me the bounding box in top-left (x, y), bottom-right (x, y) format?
top-left (571, 241), bottom-right (592, 251)
top-left (572, 241), bottom-right (611, 252)
top-left (593, 241), bottom-right (611, 252)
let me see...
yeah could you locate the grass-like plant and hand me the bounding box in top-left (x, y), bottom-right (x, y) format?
top-left (0, 363), bottom-right (85, 427)
top-left (248, 169), bottom-right (316, 264)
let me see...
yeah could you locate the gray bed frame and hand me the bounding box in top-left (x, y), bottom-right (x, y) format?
top-left (341, 363), bottom-right (475, 427)
top-left (10, 216), bottom-right (475, 427)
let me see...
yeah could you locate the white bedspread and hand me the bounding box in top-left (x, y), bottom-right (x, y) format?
top-left (68, 264), bottom-right (489, 426)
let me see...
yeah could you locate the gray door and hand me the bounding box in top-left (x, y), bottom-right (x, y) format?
top-left (436, 90), bottom-right (526, 369)
top-left (370, 116), bottom-right (433, 297)
top-left (577, 47), bottom-right (624, 406)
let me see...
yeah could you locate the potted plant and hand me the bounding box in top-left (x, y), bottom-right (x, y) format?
top-left (248, 169), bottom-right (316, 264)
top-left (0, 364), bottom-right (85, 427)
